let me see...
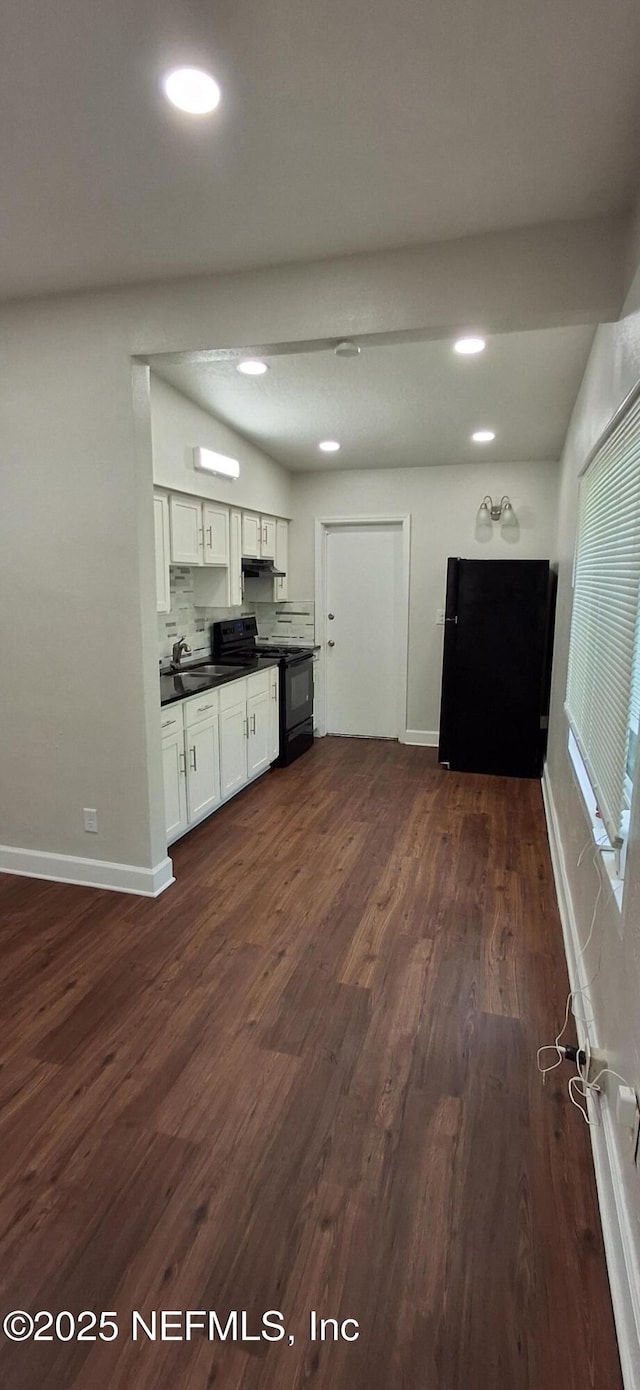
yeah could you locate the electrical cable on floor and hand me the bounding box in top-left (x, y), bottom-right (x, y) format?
top-left (536, 842), bottom-right (622, 1117)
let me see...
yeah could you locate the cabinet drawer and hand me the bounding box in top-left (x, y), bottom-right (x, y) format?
top-left (161, 704), bottom-right (184, 738)
top-left (247, 669), bottom-right (270, 699)
top-left (219, 676), bottom-right (247, 711)
top-left (185, 689), bottom-right (220, 728)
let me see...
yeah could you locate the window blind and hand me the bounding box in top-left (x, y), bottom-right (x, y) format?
top-left (565, 392), bottom-right (640, 847)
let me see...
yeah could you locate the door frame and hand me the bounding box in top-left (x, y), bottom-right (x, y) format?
top-left (314, 514), bottom-right (411, 741)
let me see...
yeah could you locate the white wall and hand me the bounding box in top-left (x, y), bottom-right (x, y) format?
top-left (0, 319), bottom-right (165, 881)
top-left (150, 374), bottom-right (292, 518)
top-left (288, 460), bottom-right (559, 736)
top-left (544, 305), bottom-right (640, 1384)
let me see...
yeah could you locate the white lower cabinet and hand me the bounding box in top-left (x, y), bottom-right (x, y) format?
top-left (163, 670), bottom-right (279, 845)
top-left (247, 685), bottom-right (271, 778)
top-left (186, 714), bottom-right (220, 821)
top-left (268, 667), bottom-right (280, 762)
top-left (219, 696), bottom-right (249, 799)
top-left (162, 726), bottom-right (188, 843)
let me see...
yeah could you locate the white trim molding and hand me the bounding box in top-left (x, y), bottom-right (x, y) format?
top-left (0, 845), bottom-right (175, 897)
top-left (313, 513), bottom-right (411, 740)
top-left (404, 729), bottom-right (439, 747)
top-left (542, 765), bottom-right (640, 1390)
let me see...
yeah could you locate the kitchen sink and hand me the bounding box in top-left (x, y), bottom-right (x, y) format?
top-left (169, 664), bottom-right (244, 678)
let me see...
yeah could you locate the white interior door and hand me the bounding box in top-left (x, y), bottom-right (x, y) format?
top-left (325, 523), bottom-right (404, 738)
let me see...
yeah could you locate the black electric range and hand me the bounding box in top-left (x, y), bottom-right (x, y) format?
top-left (211, 617), bottom-right (314, 766)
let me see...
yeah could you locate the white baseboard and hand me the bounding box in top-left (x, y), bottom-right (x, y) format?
top-left (542, 766), bottom-right (640, 1390)
top-left (403, 729), bottom-right (439, 747)
top-left (0, 844), bottom-right (175, 898)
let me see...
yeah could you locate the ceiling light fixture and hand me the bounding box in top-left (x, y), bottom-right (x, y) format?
top-left (193, 447), bottom-right (239, 480)
top-left (472, 429), bottom-right (496, 443)
top-left (477, 495), bottom-right (517, 528)
top-left (454, 336), bottom-right (486, 355)
top-left (319, 440), bottom-right (341, 453)
top-left (335, 340), bottom-right (360, 358)
top-left (162, 67), bottom-right (221, 115)
top-left (237, 359), bottom-right (268, 376)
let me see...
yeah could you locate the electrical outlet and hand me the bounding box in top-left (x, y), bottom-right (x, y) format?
top-left (83, 807), bottom-right (98, 833)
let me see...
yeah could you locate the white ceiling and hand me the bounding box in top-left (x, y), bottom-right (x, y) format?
top-left (2, 0), bottom-right (640, 298)
top-left (154, 325), bottom-right (596, 471)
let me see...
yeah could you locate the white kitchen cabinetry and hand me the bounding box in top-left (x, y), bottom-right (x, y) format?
top-left (161, 709), bottom-right (188, 843)
top-left (242, 513), bottom-right (261, 558)
top-left (186, 714), bottom-right (221, 821)
top-left (268, 667), bottom-right (280, 762)
top-left (202, 503), bottom-right (229, 566)
top-left (162, 694), bottom-right (222, 843)
top-left (261, 516), bottom-right (276, 559)
top-left (154, 493), bottom-right (171, 613)
top-left (168, 494), bottom-right (230, 569)
top-left (229, 509), bottom-right (243, 606)
top-left (241, 512), bottom-right (279, 561)
top-left (247, 683), bottom-right (271, 778)
top-left (162, 669), bottom-right (279, 845)
top-left (219, 695), bottom-right (248, 799)
top-left (275, 519), bottom-right (288, 600)
top-left (169, 495), bottom-right (202, 565)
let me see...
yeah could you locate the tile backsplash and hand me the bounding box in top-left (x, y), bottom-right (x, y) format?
top-left (157, 569), bottom-right (247, 665)
top-left (157, 572), bottom-right (315, 666)
top-left (255, 601), bottom-right (316, 645)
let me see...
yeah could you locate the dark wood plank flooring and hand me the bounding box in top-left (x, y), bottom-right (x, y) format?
top-left (0, 738), bottom-right (622, 1389)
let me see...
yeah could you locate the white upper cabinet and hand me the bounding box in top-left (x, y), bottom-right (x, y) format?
top-left (169, 495), bottom-right (202, 565)
top-left (202, 503), bottom-right (229, 566)
top-left (229, 509), bottom-right (243, 606)
top-left (242, 512), bottom-right (261, 558)
top-left (154, 493), bottom-right (170, 613)
top-left (275, 519), bottom-right (288, 600)
top-left (261, 516), bottom-right (276, 560)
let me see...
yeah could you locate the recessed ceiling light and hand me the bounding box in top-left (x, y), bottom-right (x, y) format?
top-left (236, 359), bottom-right (269, 376)
top-left (319, 440), bottom-right (340, 453)
top-left (454, 336), bottom-right (486, 355)
top-left (472, 430), bottom-right (496, 443)
top-left (162, 68), bottom-right (221, 115)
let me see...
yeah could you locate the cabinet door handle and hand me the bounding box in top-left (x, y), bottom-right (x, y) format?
top-left (162, 717), bottom-right (176, 729)
top-left (207, 526), bottom-right (213, 547)
top-left (190, 745), bottom-right (197, 771)
top-left (244, 717), bottom-right (249, 739)
top-left (251, 713), bottom-right (256, 734)
top-left (179, 751), bottom-right (186, 775)
top-left (197, 704), bottom-right (214, 713)
top-left (272, 685), bottom-right (277, 701)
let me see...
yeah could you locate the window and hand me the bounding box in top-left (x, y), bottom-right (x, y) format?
top-left (565, 388), bottom-right (640, 884)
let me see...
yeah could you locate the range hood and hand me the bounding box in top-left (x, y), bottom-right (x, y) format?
top-left (241, 557), bottom-right (286, 578)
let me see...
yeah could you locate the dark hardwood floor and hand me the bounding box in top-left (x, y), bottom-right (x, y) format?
top-left (0, 739), bottom-right (622, 1389)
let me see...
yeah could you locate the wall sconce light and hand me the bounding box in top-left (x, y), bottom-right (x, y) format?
top-left (194, 446), bottom-right (240, 480)
top-left (477, 494), bottom-right (517, 528)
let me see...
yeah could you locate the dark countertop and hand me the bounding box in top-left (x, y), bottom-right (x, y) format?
top-left (160, 657), bottom-right (279, 708)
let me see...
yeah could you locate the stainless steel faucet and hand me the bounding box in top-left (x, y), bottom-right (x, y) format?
top-left (171, 636), bottom-right (192, 669)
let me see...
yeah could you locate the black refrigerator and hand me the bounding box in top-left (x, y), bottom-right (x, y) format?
top-left (438, 559), bottom-right (555, 779)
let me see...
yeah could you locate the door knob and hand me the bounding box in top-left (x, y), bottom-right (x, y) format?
top-left (328, 640), bottom-right (335, 647)
top-left (328, 613), bottom-right (335, 620)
